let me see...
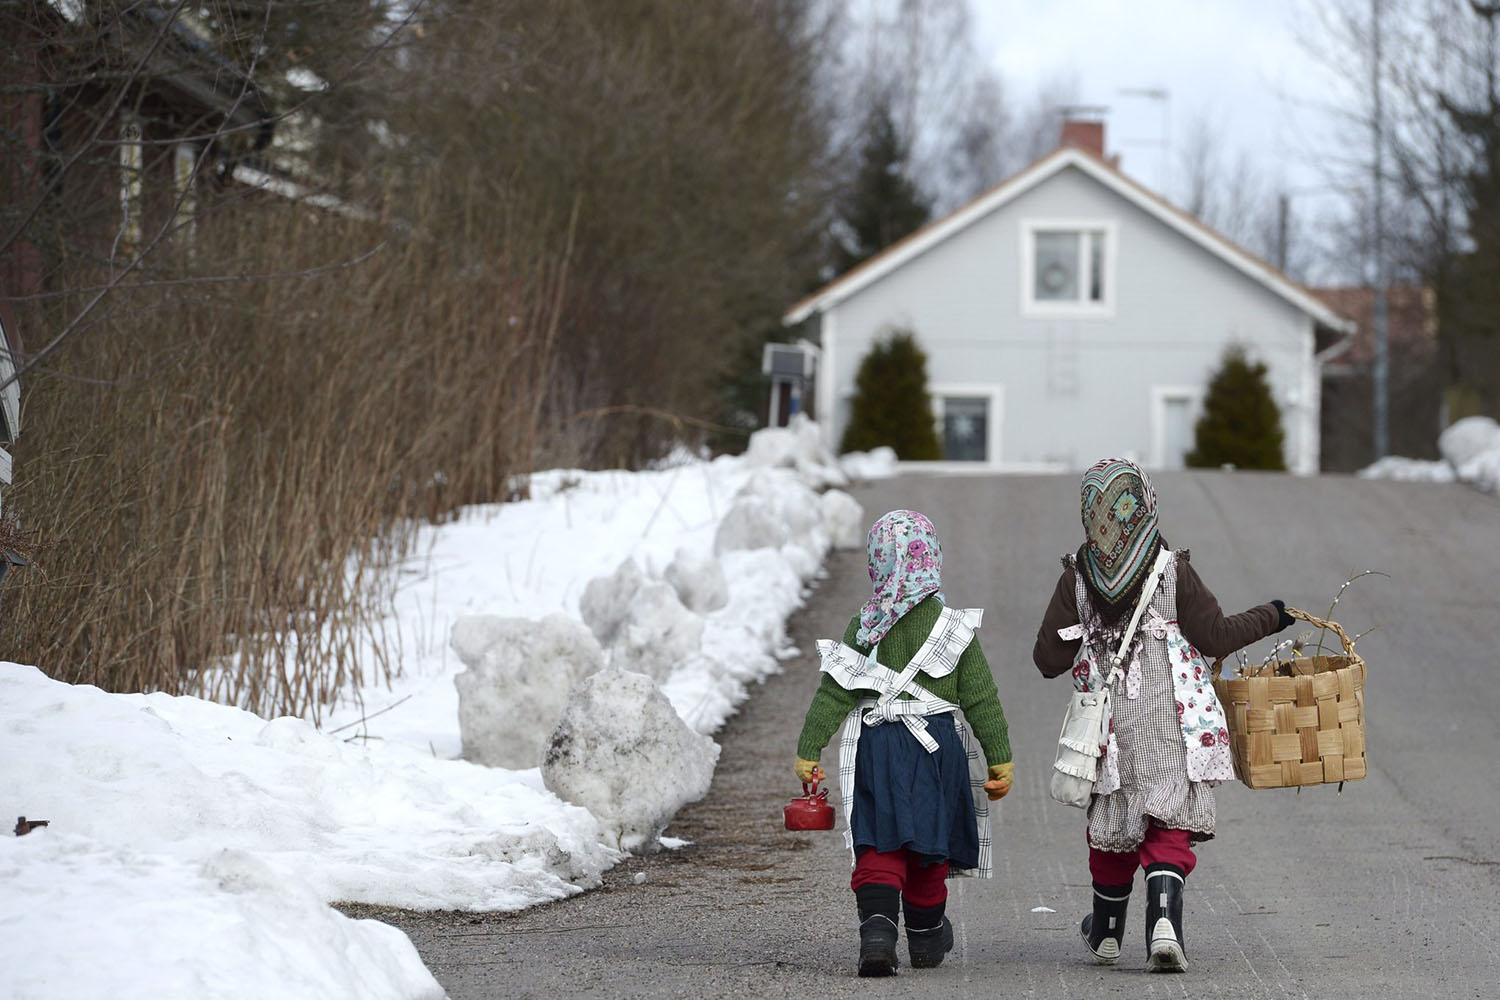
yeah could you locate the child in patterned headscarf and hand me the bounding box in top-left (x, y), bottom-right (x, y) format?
top-left (1033, 458), bottom-right (1293, 973)
top-left (795, 509), bottom-right (1013, 977)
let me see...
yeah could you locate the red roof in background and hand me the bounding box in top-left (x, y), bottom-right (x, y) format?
top-left (1309, 285), bottom-right (1435, 367)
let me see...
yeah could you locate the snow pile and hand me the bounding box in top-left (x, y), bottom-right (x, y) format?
top-left (1438, 415), bottom-right (1500, 468)
top-left (542, 668), bottom-right (721, 852)
top-left (1441, 416), bottom-right (1500, 492)
top-left (840, 445), bottom-right (899, 482)
top-left (1360, 416), bottom-right (1500, 491)
top-left (451, 613), bottom-right (604, 768)
top-left (1357, 456), bottom-right (1457, 483)
top-left (2, 835), bottom-right (445, 1000)
top-left (742, 412), bottom-right (849, 490)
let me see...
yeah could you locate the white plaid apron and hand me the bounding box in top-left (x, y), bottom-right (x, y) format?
top-left (814, 606), bottom-right (993, 879)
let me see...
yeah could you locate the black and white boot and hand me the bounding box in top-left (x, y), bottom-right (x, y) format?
top-left (1079, 882), bottom-right (1131, 964)
top-left (904, 899), bottom-right (954, 969)
top-left (1144, 864), bottom-right (1188, 972)
top-left (854, 884), bottom-right (901, 977)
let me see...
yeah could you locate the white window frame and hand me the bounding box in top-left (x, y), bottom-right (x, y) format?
top-left (1020, 219), bottom-right (1117, 318)
top-left (1149, 385), bottom-right (1204, 470)
top-left (927, 382), bottom-right (1004, 468)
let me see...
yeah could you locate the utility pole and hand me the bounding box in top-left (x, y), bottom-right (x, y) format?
top-left (1371, 0), bottom-right (1389, 460)
top-left (1277, 193), bottom-right (1290, 272)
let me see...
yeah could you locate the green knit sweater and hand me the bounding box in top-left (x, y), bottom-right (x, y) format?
top-left (796, 596), bottom-right (1012, 767)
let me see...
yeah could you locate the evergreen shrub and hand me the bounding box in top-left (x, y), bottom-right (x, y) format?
top-left (839, 329), bottom-right (942, 459)
top-left (1186, 345), bottom-right (1287, 470)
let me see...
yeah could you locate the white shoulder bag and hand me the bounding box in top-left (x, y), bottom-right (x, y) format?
top-left (1048, 549), bottom-right (1172, 808)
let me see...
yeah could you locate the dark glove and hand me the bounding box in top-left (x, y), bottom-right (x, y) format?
top-left (1271, 599), bottom-right (1295, 633)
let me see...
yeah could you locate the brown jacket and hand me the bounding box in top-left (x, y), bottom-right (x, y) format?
top-left (1032, 551), bottom-right (1281, 678)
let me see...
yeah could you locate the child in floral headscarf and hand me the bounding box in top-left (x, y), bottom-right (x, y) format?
top-left (795, 509), bottom-right (1013, 977)
top-left (1033, 458), bottom-right (1293, 972)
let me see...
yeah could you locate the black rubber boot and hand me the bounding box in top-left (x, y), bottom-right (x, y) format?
top-left (854, 884), bottom-right (901, 977)
top-left (1144, 864), bottom-right (1188, 972)
top-left (903, 899), bottom-right (954, 969)
top-left (1079, 882), bottom-right (1131, 964)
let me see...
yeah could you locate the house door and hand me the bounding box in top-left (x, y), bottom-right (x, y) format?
top-left (1151, 387), bottom-right (1202, 470)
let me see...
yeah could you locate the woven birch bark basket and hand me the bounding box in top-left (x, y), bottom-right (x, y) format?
top-left (1210, 608), bottom-right (1367, 790)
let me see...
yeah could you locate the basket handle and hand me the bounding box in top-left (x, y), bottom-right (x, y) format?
top-left (1210, 606), bottom-right (1363, 680)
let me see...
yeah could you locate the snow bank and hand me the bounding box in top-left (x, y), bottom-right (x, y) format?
top-left (1356, 456), bottom-right (1457, 483)
top-left (1361, 416), bottom-right (1500, 491)
top-left (3, 417), bottom-right (859, 997)
top-left (542, 668), bottom-right (720, 852)
top-left (0, 664), bottom-right (617, 912)
top-left (452, 613), bottom-right (604, 768)
top-left (1, 835), bottom-right (444, 1000)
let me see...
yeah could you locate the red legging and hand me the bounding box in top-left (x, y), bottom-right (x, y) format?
top-left (850, 847), bottom-right (948, 907)
top-left (1088, 823), bottom-right (1197, 884)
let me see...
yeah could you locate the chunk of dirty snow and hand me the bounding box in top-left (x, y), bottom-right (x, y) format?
top-left (713, 494), bottom-right (789, 554)
top-left (664, 546), bottom-right (728, 614)
top-left (452, 613), bottom-right (604, 769)
top-left (1031, 906), bottom-right (1056, 914)
top-left (605, 581), bottom-right (705, 682)
top-left (578, 558), bottom-right (644, 647)
top-left (821, 489), bottom-right (865, 550)
top-left (542, 668), bottom-right (720, 853)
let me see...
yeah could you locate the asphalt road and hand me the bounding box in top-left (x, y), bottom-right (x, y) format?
top-left (354, 471), bottom-right (1500, 999)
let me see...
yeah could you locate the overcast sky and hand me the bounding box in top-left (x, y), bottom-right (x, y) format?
top-left (972, 0), bottom-right (1349, 204)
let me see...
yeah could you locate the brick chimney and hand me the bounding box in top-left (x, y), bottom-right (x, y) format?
top-left (1059, 119), bottom-right (1106, 158)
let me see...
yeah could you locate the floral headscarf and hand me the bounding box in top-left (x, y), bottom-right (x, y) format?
top-left (1079, 458), bottom-right (1162, 624)
top-left (856, 509), bottom-right (944, 646)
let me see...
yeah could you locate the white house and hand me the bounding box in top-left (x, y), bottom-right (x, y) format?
top-left (783, 124), bottom-right (1354, 474)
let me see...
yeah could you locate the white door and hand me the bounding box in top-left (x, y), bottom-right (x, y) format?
top-left (1151, 387), bottom-right (1203, 470)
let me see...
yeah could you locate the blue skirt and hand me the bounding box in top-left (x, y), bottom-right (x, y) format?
top-left (850, 712), bottom-right (979, 870)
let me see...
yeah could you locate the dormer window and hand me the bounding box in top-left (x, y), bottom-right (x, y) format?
top-left (1022, 220), bottom-right (1116, 317)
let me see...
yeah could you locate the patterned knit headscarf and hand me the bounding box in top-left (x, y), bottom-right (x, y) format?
top-left (1078, 458), bottom-right (1162, 624)
top-left (856, 509), bottom-right (944, 646)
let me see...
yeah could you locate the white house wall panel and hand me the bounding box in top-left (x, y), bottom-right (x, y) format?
top-left (799, 150), bottom-right (1345, 475)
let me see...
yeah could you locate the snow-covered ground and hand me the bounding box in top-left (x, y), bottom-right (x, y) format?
top-left (1358, 415), bottom-right (1500, 491)
top-left (1, 418), bottom-right (865, 1000)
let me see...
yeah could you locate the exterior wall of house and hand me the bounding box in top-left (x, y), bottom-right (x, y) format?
top-left (819, 164), bottom-right (1320, 473)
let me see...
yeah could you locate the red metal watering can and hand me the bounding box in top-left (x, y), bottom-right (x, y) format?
top-left (784, 772), bottom-right (835, 831)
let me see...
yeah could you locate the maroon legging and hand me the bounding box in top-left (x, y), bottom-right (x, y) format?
top-left (850, 847), bottom-right (949, 907)
top-left (1088, 823), bottom-right (1197, 884)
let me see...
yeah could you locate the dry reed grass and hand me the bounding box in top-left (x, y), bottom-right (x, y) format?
top-left (2, 184), bottom-right (571, 721)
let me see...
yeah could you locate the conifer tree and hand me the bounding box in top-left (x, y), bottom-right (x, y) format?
top-left (833, 97), bottom-right (932, 274)
top-left (1185, 346), bottom-right (1286, 470)
top-left (839, 330), bottom-right (941, 459)
top-left (1436, 87), bottom-right (1500, 417)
